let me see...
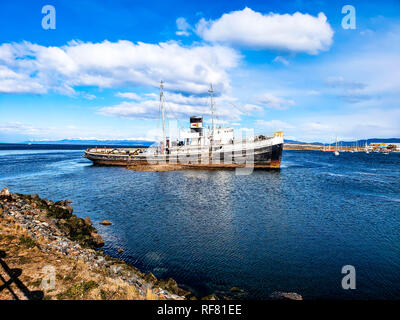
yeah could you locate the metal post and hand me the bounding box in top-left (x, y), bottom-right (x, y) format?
top-left (160, 81), bottom-right (166, 154)
top-left (208, 84), bottom-right (215, 147)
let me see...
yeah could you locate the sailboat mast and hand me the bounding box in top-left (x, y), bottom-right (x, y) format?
top-left (208, 84), bottom-right (215, 143)
top-left (160, 80), bottom-right (166, 151)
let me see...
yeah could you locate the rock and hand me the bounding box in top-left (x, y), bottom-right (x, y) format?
top-left (31, 194), bottom-right (40, 200)
top-left (96, 256), bottom-right (105, 265)
top-left (0, 206), bottom-right (3, 216)
top-left (43, 199), bottom-right (54, 206)
top-left (230, 287), bottom-right (243, 293)
top-left (157, 278), bottom-right (178, 292)
top-left (144, 272), bottom-right (158, 284)
top-left (269, 291), bottom-right (303, 301)
top-left (37, 215), bottom-right (51, 224)
top-left (156, 277), bottom-right (189, 297)
top-left (110, 264), bottom-right (123, 274)
top-left (118, 248), bottom-right (124, 254)
top-left (84, 216), bottom-right (92, 227)
top-left (47, 205), bottom-right (73, 220)
top-left (201, 294), bottom-right (218, 300)
top-left (64, 205), bottom-right (73, 215)
top-left (90, 232), bottom-right (104, 247)
top-left (0, 187), bottom-right (10, 197)
top-left (100, 220), bottom-right (112, 226)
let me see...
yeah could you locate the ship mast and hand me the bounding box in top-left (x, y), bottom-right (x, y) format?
top-left (208, 83), bottom-right (215, 144)
top-left (160, 80), bottom-right (166, 153)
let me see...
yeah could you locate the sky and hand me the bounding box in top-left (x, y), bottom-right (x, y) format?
top-left (0, 0), bottom-right (399, 143)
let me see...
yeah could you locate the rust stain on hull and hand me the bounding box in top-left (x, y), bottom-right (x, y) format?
top-left (91, 160), bottom-right (281, 171)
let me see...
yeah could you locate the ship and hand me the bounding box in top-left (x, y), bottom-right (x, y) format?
top-left (84, 82), bottom-right (284, 170)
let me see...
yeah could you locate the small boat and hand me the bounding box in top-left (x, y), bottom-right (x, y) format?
top-left (334, 137), bottom-right (340, 156)
top-left (364, 140), bottom-right (370, 153)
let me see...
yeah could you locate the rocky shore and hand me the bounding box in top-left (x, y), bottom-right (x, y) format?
top-left (0, 187), bottom-right (190, 300)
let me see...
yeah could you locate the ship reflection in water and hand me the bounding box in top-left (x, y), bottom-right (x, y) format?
top-left (0, 146), bottom-right (400, 299)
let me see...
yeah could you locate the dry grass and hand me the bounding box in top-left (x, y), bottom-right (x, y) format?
top-left (0, 217), bottom-right (153, 300)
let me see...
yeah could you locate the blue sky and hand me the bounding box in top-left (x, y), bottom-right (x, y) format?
top-left (0, 0), bottom-right (399, 143)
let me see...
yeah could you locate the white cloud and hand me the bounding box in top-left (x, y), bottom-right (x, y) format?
top-left (255, 119), bottom-right (295, 131)
top-left (273, 56), bottom-right (289, 65)
top-left (0, 40), bottom-right (240, 95)
top-left (0, 65), bottom-right (46, 94)
top-left (0, 122), bottom-right (44, 134)
top-left (116, 92), bottom-right (142, 100)
top-left (82, 93), bottom-right (96, 100)
top-left (255, 93), bottom-right (295, 110)
top-left (99, 91), bottom-right (246, 121)
top-left (324, 76), bottom-right (372, 103)
top-left (204, 119), bottom-right (229, 125)
top-left (306, 90), bottom-right (320, 95)
top-left (176, 17), bottom-right (191, 36)
top-left (196, 7), bottom-right (333, 54)
top-left (243, 104), bottom-right (263, 112)
top-left (325, 76), bottom-right (366, 89)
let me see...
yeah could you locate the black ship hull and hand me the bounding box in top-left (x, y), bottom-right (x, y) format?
top-left (84, 143), bottom-right (283, 169)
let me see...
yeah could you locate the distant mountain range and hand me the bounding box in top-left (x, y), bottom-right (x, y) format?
top-left (286, 138), bottom-right (400, 146)
top-left (6, 137), bottom-right (399, 147)
top-left (21, 139), bottom-right (155, 146)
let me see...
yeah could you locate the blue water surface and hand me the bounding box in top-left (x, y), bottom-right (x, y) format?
top-left (0, 144), bottom-right (399, 299)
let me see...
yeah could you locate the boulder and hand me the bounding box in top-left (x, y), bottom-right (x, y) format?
top-left (65, 205), bottom-right (73, 215)
top-left (201, 294), bottom-right (218, 300)
top-left (84, 216), bottom-right (92, 227)
top-left (269, 291), bottom-right (303, 301)
top-left (110, 264), bottom-right (122, 274)
top-left (157, 278), bottom-right (191, 297)
top-left (30, 194), bottom-right (40, 200)
top-left (37, 215), bottom-right (51, 224)
top-left (47, 205), bottom-right (73, 219)
top-left (0, 187), bottom-right (10, 197)
top-left (110, 265), bottom-right (123, 275)
top-left (144, 272), bottom-right (158, 283)
top-left (90, 232), bottom-right (104, 247)
top-left (118, 248), bottom-right (124, 254)
top-left (100, 220), bottom-right (112, 226)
